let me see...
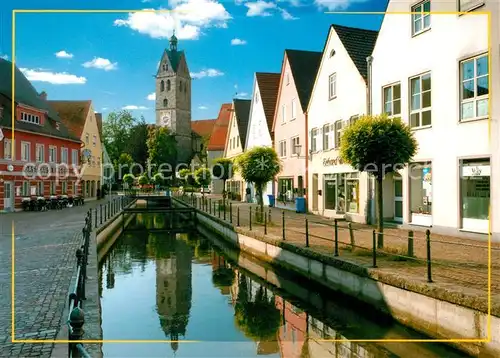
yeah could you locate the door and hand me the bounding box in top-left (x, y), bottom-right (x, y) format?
top-left (312, 174), bottom-right (318, 211)
top-left (394, 177), bottom-right (403, 223)
top-left (4, 181), bottom-right (13, 211)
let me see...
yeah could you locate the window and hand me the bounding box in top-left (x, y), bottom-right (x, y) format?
top-left (409, 162), bottom-right (433, 217)
top-left (20, 112), bottom-right (40, 124)
top-left (460, 158), bottom-right (490, 232)
top-left (345, 173), bottom-right (360, 213)
top-left (329, 73), bottom-right (337, 99)
top-left (93, 135), bottom-right (97, 147)
top-left (49, 146), bottom-right (57, 162)
top-left (160, 80), bottom-right (165, 91)
top-left (334, 120), bottom-right (344, 148)
top-left (383, 83), bottom-right (401, 117)
top-left (291, 136), bottom-right (300, 155)
top-left (36, 182), bottom-right (43, 196)
top-left (281, 104), bottom-right (286, 123)
top-left (410, 72), bottom-right (432, 128)
top-left (4, 138), bottom-right (11, 159)
top-left (22, 181), bottom-right (30, 197)
top-left (236, 136), bottom-right (240, 148)
top-left (72, 149), bottom-right (79, 165)
top-left (85, 133), bottom-right (89, 145)
top-left (97, 156), bottom-right (101, 166)
top-left (291, 99), bottom-right (296, 120)
top-left (50, 181), bottom-right (56, 195)
top-left (62, 181), bottom-right (68, 194)
top-left (310, 128), bottom-right (318, 152)
top-left (163, 98), bottom-right (168, 107)
top-left (412, 0), bottom-right (431, 36)
top-left (459, 0), bottom-right (485, 12)
top-left (21, 141), bottom-right (30, 161)
top-left (167, 80), bottom-right (171, 91)
top-left (279, 140), bottom-right (287, 157)
top-left (36, 144), bottom-right (44, 162)
top-left (61, 147), bottom-right (68, 164)
top-left (323, 124), bottom-right (334, 150)
top-left (460, 54), bottom-right (488, 121)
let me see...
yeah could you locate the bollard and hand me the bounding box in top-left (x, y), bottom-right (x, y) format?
top-left (237, 206), bottom-right (240, 226)
top-left (249, 206), bottom-right (252, 230)
top-left (218, 200), bottom-right (221, 218)
top-left (264, 213), bottom-right (267, 235)
top-left (282, 211), bottom-right (285, 240)
top-left (348, 222), bottom-right (354, 248)
top-left (223, 201), bottom-right (227, 221)
top-left (334, 219), bottom-right (339, 257)
top-left (104, 205), bottom-right (107, 221)
top-left (95, 209), bottom-right (98, 228)
top-left (268, 209), bottom-right (272, 224)
top-left (100, 205), bottom-right (103, 225)
top-left (372, 230), bottom-right (377, 268)
top-left (408, 230), bottom-right (414, 257)
top-left (305, 219), bottom-right (309, 247)
top-left (209, 199), bottom-right (212, 214)
top-left (426, 229), bottom-right (432, 282)
top-left (230, 203), bottom-right (233, 224)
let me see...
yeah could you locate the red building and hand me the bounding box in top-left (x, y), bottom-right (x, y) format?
top-left (0, 59), bottom-right (82, 211)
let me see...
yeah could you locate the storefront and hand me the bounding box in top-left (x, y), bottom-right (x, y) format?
top-left (409, 162), bottom-right (433, 227)
top-left (460, 158), bottom-right (490, 233)
top-left (323, 172), bottom-right (360, 214)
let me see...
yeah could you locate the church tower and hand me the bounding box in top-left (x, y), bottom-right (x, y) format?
top-left (156, 33), bottom-right (192, 163)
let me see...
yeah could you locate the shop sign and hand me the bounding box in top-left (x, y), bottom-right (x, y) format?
top-left (323, 157), bottom-right (344, 166)
top-left (462, 165), bottom-right (490, 177)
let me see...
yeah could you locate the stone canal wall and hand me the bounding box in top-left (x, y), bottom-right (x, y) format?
top-left (174, 199), bottom-right (500, 357)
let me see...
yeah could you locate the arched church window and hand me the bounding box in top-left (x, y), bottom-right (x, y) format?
top-left (179, 81), bottom-right (183, 92)
top-left (163, 98), bottom-right (168, 107)
top-left (167, 80), bottom-right (171, 91)
top-left (160, 80), bottom-right (165, 92)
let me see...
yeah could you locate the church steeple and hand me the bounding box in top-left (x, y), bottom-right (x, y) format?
top-left (170, 31), bottom-right (178, 51)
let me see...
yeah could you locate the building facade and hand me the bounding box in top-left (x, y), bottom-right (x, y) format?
top-left (371, 0), bottom-right (499, 239)
top-left (245, 72), bottom-right (280, 206)
top-left (307, 25), bottom-right (378, 223)
top-left (0, 60), bottom-right (81, 211)
top-left (155, 34), bottom-right (192, 164)
top-left (48, 100), bottom-right (103, 199)
top-left (272, 49), bottom-right (322, 207)
top-left (224, 99), bottom-right (251, 201)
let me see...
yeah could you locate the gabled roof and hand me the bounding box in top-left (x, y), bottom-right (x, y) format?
top-left (0, 59), bottom-right (80, 142)
top-left (233, 99), bottom-right (251, 150)
top-left (331, 24), bottom-right (379, 80)
top-left (285, 49), bottom-right (322, 112)
top-left (255, 72), bottom-right (280, 132)
top-left (95, 112), bottom-right (103, 138)
top-left (191, 119), bottom-right (216, 138)
top-left (207, 103), bottom-right (232, 151)
top-left (47, 100), bottom-right (92, 139)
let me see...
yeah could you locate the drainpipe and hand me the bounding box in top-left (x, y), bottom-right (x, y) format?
top-left (305, 111), bottom-right (309, 208)
top-left (366, 55), bottom-right (374, 225)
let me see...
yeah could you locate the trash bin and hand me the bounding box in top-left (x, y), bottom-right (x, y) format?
top-left (295, 197), bottom-right (306, 213)
top-left (268, 194), bottom-right (275, 207)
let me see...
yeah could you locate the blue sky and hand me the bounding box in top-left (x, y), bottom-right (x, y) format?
top-left (0, 0), bottom-right (386, 122)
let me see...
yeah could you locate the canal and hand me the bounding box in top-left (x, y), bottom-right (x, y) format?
top-left (98, 213), bottom-right (469, 357)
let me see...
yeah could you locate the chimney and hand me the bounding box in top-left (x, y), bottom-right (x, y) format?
top-left (39, 91), bottom-right (47, 101)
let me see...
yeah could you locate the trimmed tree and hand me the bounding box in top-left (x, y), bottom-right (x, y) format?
top-left (212, 157), bottom-right (233, 203)
top-left (340, 114), bottom-right (418, 248)
top-left (236, 146), bottom-right (281, 221)
top-left (122, 173), bottom-right (135, 193)
top-left (194, 168), bottom-right (212, 198)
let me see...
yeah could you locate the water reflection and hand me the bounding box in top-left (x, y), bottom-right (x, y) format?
top-left (99, 214), bottom-right (467, 357)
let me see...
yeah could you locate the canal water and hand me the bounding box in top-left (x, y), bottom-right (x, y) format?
top-left (98, 214), bottom-right (469, 358)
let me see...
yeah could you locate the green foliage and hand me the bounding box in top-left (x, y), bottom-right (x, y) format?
top-left (179, 169), bottom-right (197, 187)
top-left (194, 167), bottom-right (211, 187)
top-left (147, 126), bottom-right (177, 177)
top-left (138, 175), bottom-right (149, 185)
top-left (152, 173), bottom-right (164, 186)
top-left (122, 173), bottom-right (135, 186)
top-left (212, 158), bottom-right (233, 181)
top-left (114, 153), bottom-right (134, 176)
top-left (340, 115), bottom-right (418, 179)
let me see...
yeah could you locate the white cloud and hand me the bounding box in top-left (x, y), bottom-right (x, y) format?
top-left (235, 92), bottom-right (248, 98)
top-left (314, 0), bottom-right (369, 11)
top-left (281, 9), bottom-right (298, 20)
top-left (20, 68), bottom-right (87, 85)
top-left (113, 1), bottom-right (231, 40)
top-left (102, 107), bottom-right (108, 111)
top-left (231, 38), bottom-right (247, 45)
top-left (198, 105), bottom-right (208, 110)
top-left (82, 57), bottom-right (118, 71)
top-left (55, 50), bottom-right (73, 58)
top-left (245, 1), bottom-right (277, 17)
top-left (1, 54), bottom-right (9, 60)
top-left (190, 68), bottom-right (224, 79)
top-left (122, 105), bottom-right (148, 110)
top-left (147, 92), bottom-right (156, 100)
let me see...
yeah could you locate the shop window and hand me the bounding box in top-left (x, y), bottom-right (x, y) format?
top-left (278, 178), bottom-right (293, 202)
top-left (345, 173), bottom-right (359, 213)
top-left (409, 163), bottom-right (432, 225)
top-left (460, 158), bottom-right (490, 232)
top-left (324, 175), bottom-right (337, 210)
top-left (36, 182), bottom-right (43, 196)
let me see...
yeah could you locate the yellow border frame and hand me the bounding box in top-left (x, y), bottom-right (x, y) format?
top-left (10, 9), bottom-right (492, 345)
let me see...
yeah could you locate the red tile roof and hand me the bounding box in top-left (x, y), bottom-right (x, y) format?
top-left (46, 100), bottom-right (91, 138)
top-left (207, 103), bottom-right (232, 151)
top-left (191, 119), bottom-right (216, 138)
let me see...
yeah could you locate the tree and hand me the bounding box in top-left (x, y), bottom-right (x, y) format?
top-left (340, 115), bottom-right (418, 248)
top-left (128, 116), bottom-right (149, 167)
top-left (147, 126), bottom-right (177, 179)
top-left (122, 173), bottom-right (135, 193)
top-left (114, 153), bottom-right (134, 179)
top-left (194, 168), bottom-right (211, 197)
top-left (236, 147), bottom-right (281, 221)
top-left (212, 158), bottom-right (233, 202)
top-left (138, 175), bottom-right (149, 186)
top-left (152, 173), bottom-right (164, 188)
top-left (102, 110), bottom-right (136, 162)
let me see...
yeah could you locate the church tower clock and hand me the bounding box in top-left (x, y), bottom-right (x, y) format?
top-left (155, 32), bottom-right (192, 163)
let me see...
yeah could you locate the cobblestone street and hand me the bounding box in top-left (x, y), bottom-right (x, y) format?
top-left (0, 201), bottom-right (101, 358)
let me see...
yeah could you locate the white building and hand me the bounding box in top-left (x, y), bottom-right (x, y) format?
top-left (370, 0), bottom-right (499, 240)
top-left (307, 24), bottom-right (379, 223)
top-left (245, 72), bottom-right (280, 206)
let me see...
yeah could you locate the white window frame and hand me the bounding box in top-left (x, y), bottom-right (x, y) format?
top-left (93, 135), bottom-right (97, 147)
top-left (85, 133), bottom-right (89, 145)
top-left (459, 53), bottom-right (489, 122)
top-left (281, 104), bottom-right (286, 124)
top-left (36, 181), bottom-right (43, 196)
top-left (311, 128), bottom-right (319, 152)
top-left (323, 124), bottom-right (334, 150)
top-left (50, 181), bottom-right (56, 195)
top-left (22, 181), bottom-right (30, 196)
top-left (291, 136), bottom-right (300, 155)
top-left (21, 141), bottom-right (30, 161)
top-left (72, 149), bottom-right (79, 166)
top-left (411, 0), bottom-right (431, 36)
top-left (49, 145), bottom-right (57, 163)
top-left (291, 99), bottom-right (297, 120)
top-left (279, 140), bottom-right (287, 158)
top-left (409, 72), bottom-right (432, 128)
top-left (458, 0), bottom-right (485, 12)
top-left (382, 82), bottom-right (402, 117)
top-left (237, 135), bottom-right (240, 148)
top-left (334, 120), bottom-right (344, 148)
top-left (329, 73), bottom-right (337, 100)
top-left (61, 147), bottom-right (69, 164)
top-left (4, 138), bottom-right (12, 159)
top-left (36, 143), bottom-right (44, 163)
top-left (62, 181), bottom-right (68, 194)
top-left (20, 112), bottom-right (41, 125)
